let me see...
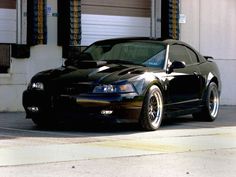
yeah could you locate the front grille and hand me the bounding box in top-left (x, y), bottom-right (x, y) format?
top-left (59, 83), bottom-right (93, 95)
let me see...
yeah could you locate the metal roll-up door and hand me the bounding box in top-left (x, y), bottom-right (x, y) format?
top-left (81, 0), bottom-right (151, 45)
top-left (0, 0), bottom-right (16, 43)
top-left (0, 0), bottom-right (16, 72)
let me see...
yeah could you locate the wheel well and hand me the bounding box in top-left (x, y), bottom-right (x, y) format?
top-left (211, 77), bottom-right (218, 87)
top-left (145, 82), bottom-right (164, 95)
top-left (143, 83), bottom-right (165, 103)
top-left (202, 77), bottom-right (219, 102)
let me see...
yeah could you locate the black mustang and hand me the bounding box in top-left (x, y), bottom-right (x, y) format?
top-left (23, 38), bottom-right (221, 130)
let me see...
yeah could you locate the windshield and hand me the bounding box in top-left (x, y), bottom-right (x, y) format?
top-left (80, 40), bottom-right (166, 68)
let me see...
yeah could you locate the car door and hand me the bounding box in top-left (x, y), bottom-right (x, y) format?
top-left (166, 44), bottom-right (202, 110)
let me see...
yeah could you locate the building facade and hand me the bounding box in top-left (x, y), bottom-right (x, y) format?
top-left (180, 0), bottom-right (236, 105)
top-left (0, 0), bottom-right (235, 111)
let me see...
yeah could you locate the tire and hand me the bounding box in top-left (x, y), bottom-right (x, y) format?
top-left (139, 85), bottom-right (164, 131)
top-left (193, 82), bottom-right (220, 121)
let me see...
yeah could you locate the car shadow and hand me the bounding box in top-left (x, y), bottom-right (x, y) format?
top-left (33, 111), bottom-right (234, 133)
top-left (0, 106), bottom-right (235, 139)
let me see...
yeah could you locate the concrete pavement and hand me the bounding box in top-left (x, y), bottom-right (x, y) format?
top-left (0, 106), bottom-right (236, 177)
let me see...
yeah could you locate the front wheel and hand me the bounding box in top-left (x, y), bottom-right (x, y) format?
top-left (193, 82), bottom-right (220, 121)
top-left (139, 85), bottom-right (164, 131)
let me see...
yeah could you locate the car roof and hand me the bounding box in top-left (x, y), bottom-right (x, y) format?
top-left (93, 37), bottom-right (186, 46)
top-left (90, 37), bottom-right (205, 62)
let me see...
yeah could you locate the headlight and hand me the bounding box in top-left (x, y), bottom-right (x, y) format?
top-left (29, 82), bottom-right (44, 90)
top-left (93, 84), bottom-right (135, 93)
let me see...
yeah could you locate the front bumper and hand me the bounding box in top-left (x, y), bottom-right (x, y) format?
top-left (23, 90), bottom-right (143, 123)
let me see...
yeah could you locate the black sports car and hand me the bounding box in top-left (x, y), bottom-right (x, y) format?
top-left (23, 38), bottom-right (221, 130)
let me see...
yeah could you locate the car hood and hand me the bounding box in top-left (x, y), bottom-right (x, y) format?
top-left (32, 64), bottom-right (160, 85)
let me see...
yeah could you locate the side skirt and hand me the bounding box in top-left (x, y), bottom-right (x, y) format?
top-left (165, 106), bottom-right (203, 118)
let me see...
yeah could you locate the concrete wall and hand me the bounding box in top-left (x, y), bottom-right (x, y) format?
top-left (180, 0), bottom-right (236, 105)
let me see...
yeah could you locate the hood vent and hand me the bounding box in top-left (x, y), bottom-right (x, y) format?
top-left (118, 68), bottom-right (144, 76)
top-left (77, 60), bottom-right (107, 68)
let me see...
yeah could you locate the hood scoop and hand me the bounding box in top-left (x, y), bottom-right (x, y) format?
top-left (76, 60), bottom-right (107, 68)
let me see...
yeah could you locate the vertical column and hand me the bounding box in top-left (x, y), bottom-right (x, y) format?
top-left (22, 0), bottom-right (27, 44)
top-left (151, 0), bottom-right (162, 38)
top-left (161, 0), bottom-right (180, 39)
top-left (37, 0), bottom-right (44, 44)
top-left (27, 0), bottom-right (47, 45)
top-left (70, 0), bottom-right (81, 46)
top-left (58, 0), bottom-right (81, 46)
top-left (12, 0), bottom-right (30, 59)
top-left (16, 0), bottom-right (27, 44)
top-left (168, 0), bottom-right (179, 39)
top-left (58, 0), bottom-right (81, 58)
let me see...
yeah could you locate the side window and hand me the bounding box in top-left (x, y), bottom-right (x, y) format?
top-left (186, 47), bottom-right (199, 64)
top-left (143, 49), bottom-right (166, 68)
top-left (169, 45), bottom-right (192, 65)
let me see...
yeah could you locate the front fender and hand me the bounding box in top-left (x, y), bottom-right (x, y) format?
top-left (131, 72), bottom-right (165, 97)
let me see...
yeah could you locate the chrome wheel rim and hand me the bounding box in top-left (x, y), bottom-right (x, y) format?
top-left (148, 91), bottom-right (163, 128)
top-left (209, 86), bottom-right (219, 118)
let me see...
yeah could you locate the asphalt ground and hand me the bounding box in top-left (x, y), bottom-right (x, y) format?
top-left (0, 106), bottom-right (236, 177)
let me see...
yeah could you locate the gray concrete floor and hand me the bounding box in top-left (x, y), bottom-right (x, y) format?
top-left (0, 106), bottom-right (236, 177)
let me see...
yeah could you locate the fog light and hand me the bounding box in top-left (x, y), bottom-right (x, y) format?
top-left (27, 106), bottom-right (39, 113)
top-left (101, 110), bottom-right (113, 115)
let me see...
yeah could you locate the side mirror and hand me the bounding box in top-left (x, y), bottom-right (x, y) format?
top-left (167, 60), bottom-right (186, 74)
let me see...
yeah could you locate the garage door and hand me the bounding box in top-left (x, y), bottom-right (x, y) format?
top-left (0, 0), bottom-right (16, 43)
top-left (81, 0), bottom-right (151, 45)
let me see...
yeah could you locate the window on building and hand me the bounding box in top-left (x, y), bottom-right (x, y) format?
top-left (0, 44), bottom-right (10, 73)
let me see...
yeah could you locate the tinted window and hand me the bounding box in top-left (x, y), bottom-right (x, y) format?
top-left (142, 49), bottom-right (166, 67)
top-left (169, 45), bottom-right (192, 65)
top-left (83, 41), bottom-right (166, 68)
top-left (186, 47), bottom-right (199, 64)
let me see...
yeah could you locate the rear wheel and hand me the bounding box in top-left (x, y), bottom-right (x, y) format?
top-left (140, 85), bottom-right (164, 131)
top-left (193, 82), bottom-right (220, 121)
